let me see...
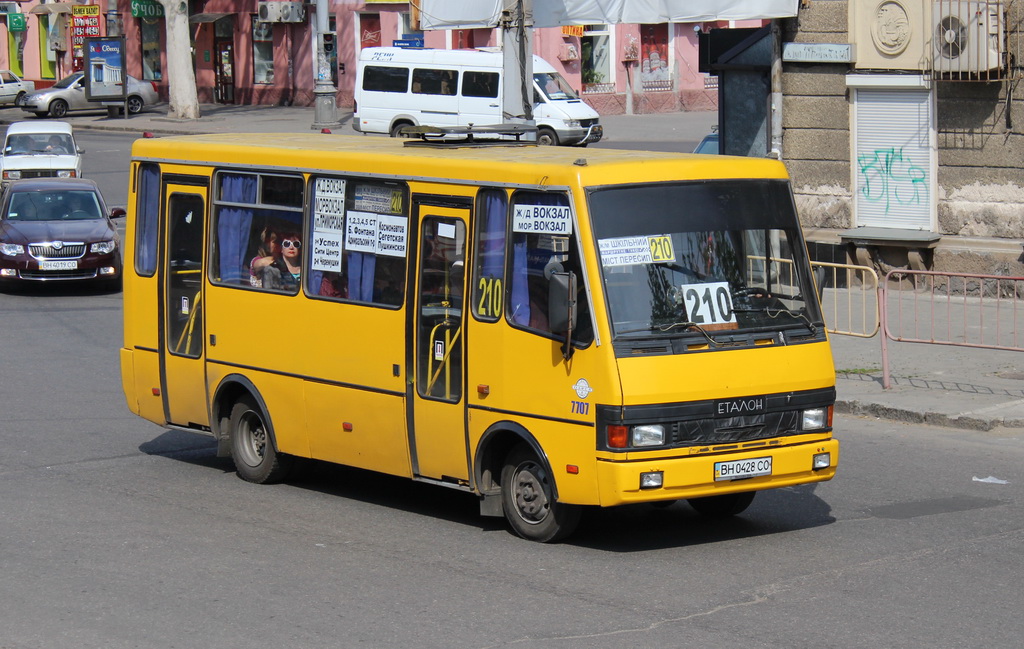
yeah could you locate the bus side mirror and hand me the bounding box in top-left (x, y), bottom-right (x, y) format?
top-left (549, 271), bottom-right (578, 359)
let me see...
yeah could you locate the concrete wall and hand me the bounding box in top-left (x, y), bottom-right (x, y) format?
top-left (781, 0), bottom-right (1024, 275)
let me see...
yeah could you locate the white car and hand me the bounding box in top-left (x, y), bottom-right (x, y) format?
top-left (0, 70), bottom-right (35, 107)
top-left (0, 121), bottom-right (83, 188)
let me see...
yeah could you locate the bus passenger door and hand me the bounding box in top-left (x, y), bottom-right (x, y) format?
top-left (410, 204), bottom-right (470, 483)
top-left (161, 187), bottom-right (210, 428)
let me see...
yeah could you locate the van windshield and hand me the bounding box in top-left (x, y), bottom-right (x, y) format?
top-left (588, 180), bottom-right (825, 349)
top-left (534, 72), bottom-right (579, 101)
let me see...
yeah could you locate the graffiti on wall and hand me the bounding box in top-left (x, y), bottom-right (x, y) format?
top-left (857, 146), bottom-right (927, 215)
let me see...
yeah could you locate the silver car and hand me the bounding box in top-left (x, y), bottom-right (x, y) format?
top-left (20, 72), bottom-right (159, 118)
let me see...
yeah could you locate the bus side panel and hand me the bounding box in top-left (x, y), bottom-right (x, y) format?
top-left (120, 348), bottom-right (165, 424)
top-left (305, 384), bottom-right (411, 477)
top-left (466, 322), bottom-right (620, 507)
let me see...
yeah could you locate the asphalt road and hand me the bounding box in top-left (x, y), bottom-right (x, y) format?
top-left (1, 128), bottom-right (1022, 648)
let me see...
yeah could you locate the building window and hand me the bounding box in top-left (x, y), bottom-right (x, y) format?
top-left (252, 17), bottom-right (274, 85)
top-left (581, 24), bottom-right (613, 93)
top-left (141, 18), bottom-right (161, 81)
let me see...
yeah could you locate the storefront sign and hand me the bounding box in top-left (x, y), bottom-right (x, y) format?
top-left (72, 5), bottom-right (101, 59)
top-left (561, 25), bottom-right (583, 37)
top-left (131, 0), bottom-right (165, 18)
top-left (7, 13), bottom-right (26, 31)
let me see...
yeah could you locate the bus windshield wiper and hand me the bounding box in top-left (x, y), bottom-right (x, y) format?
top-left (616, 321), bottom-right (719, 344)
top-left (732, 305), bottom-right (818, 333)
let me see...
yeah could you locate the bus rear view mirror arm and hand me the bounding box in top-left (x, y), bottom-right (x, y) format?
top-left (549, 271), bottom-right (578, 360)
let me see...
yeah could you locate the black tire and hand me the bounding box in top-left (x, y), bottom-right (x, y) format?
top-left (126, 95), bottom-right (144, 114)
top-left (49, 99), bottom-right (68, 118)
top-left (14, 91), bottom-right (25, 106)
top-left (536, 127), bottom-right (558, 146)
top-left (500, 444), bottom-right (581, 542)
top-left (687, 491), bottom-right (756, 518)
top-left (390, 122), bottom-right (412, 138)
top-left (229, 395), bottom-right (292, 484)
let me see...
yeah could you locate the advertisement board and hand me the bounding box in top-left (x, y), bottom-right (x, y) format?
top-left (84, 37), bottom-right (127, 102)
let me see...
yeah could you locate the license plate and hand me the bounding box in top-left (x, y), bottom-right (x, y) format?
top-left (714, 456), bottom-right (772, 481)
top-left (40, 260), bottom-right (78, 271)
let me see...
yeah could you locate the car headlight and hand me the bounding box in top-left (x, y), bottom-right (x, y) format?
top-left (3, 170), bottom-right (21, 180)
top-left (1, 242), bottom-right (25, 256)
top-left (57, 170), bottom-right (77, 178)
top-left (91, 240), bottom-right (117, 254)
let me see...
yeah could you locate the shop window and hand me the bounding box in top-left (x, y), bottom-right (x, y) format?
top-left (581, 24), bottom-right (613, 93)
top-left (640, 24), bottom-right (671, 91)
top-left (141, 18), bottom-right (162, 81)
top-left (252, 17), bottom-right (274, 85)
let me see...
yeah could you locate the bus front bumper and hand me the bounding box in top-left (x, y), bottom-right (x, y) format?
top-left (594, 437), bottom-right (838, 507)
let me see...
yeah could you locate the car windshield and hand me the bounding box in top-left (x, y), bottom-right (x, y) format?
top-left (6, 190), bottom-right (101, 221)
top-left (534, 72), bottom-right (579, 101)
top-left (588, 179), bottom-right (824, 350)
top-left (52, 73), bottom-right (82, 89)
top-left (4, 133), bottom-right (74, 156)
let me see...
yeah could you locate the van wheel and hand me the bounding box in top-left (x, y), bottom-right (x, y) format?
top-left (536, 127), bottom-right (558, 146)
top-left (229, 395), bottom-right (292, 484)
top-left (390, 122), bottom-right (413, 138)
top-left (687, 491), bottom-right (756, 517)
top-left (500, 444), bottom-right (581, 542)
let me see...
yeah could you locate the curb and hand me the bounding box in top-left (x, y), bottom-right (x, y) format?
top-left (835, 399), bottom-right (1024, 432)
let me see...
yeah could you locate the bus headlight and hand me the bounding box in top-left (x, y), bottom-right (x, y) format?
top-left (801, 406), bottom-right (832, 430)
top-left (813, 452), bottom-right (831, 470)
top-left (640, 471), bottom-right (663, 489)
top-left (632, 424), bottom-right (665, 447)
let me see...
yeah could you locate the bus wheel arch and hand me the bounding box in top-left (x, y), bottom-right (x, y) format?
top-left (475, 423), bottom-right (581, 543)
top-left (212, 376), bottom-right (292, 484)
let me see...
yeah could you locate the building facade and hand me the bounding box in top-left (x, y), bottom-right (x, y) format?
top-left (1, 0), bottom-right (740, 113)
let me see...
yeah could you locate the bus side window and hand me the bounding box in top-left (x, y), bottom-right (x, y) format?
top-left (472, 188), bottom-right (507, 322)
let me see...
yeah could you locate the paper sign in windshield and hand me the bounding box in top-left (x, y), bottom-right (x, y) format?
top-left (311, 177), bottom-right (347, 273)
top-left (345, 210), bottom-right (408, 258)
top-left (680, 281), bottom-right (736, 325)
top-left (512, 204), bottom-right (572, 235)
top-left (599, 235), bottom-right (675, 267)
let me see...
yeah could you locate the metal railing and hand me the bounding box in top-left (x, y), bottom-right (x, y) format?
top-left (812, 261), bottom-right (881, 338)
top-left (880, 269), bottom-right (1024, 387)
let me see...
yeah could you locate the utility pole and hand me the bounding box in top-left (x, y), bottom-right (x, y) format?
top-left (500, 0), bottom-right (534, 133)
top-left (312, 0), bottom-right (339, 129)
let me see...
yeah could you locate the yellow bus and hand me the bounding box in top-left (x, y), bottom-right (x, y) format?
top-left (120, 129), bottom-right (838, 542)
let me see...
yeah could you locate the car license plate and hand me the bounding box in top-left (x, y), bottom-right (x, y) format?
top-left (40, 260), bottom-right (78, 271)
top-left (714, 456), bottom-right (772, 481)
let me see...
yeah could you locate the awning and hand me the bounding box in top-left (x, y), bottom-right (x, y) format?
top-left (29, 2), bottom-right (74, 15)
top-left (190, 12), bottom-right (234, 23)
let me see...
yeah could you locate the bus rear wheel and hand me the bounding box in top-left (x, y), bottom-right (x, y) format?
top-left (687, 491), bottom-right (756, 517)
top-left (229, 395), bottom-right (292, 484)
top-left (500, 445), bottom-right (580, 542)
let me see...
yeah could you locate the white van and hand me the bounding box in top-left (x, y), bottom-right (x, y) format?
top-left (353, 47), bottom-right (602, 146)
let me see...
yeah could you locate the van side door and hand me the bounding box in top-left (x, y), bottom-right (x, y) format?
top-left (458, 70), bottom-right (501, 128)
top-left (410, 67), bottom-right (460, 128)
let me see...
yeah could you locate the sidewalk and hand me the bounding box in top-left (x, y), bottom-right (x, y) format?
top-left (16, 103), bottom-right (1024, 433)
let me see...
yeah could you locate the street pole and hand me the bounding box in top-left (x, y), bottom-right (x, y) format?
top-left (501, 0), bottom-right (534, 134)
top-left (312, 0), bottom-right (339, 129)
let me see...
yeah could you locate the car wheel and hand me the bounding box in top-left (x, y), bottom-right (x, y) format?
top-left (500, 444), bottom-right (581, 542)
top-left (536, 127), bottom-right (559, 146)
top-left (126, 95), bottom-right (144, 114)
top-left (14, 91), bottom-right (26, 107)
top-left (49, 99), bottom-right (68, 118)
top-left (229, 394), bottom-right (293, 484)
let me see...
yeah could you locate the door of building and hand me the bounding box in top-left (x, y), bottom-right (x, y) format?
top-left (214, 39), bottom-right (235, 104)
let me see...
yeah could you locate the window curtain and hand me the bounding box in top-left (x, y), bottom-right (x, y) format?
top-left (347, 252), bottom-right (375, 302)
top-left (135, 163), bottom-right (160, 275)
top-left (217, 173), bottom-right (257, 283)
top-left (479, 189), bottom-right (506, 279)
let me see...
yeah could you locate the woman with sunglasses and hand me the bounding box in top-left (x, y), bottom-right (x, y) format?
top-left (251, 230), bottom-right (302, 291)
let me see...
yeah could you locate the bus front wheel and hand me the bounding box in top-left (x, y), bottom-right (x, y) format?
top-left (229, 395), bottom-right (292, 484)
top-left (687, 491), bottom-right (756, 517)
top-left (500, 445), bottom-right (580, 542)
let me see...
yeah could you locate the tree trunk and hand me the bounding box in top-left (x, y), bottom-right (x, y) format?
top-left (157, 0), bottom-right (201, 119)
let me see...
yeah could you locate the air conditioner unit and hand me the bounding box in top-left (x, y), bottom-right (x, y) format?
top-left (257, 1), bottom-right (305, 23)
top-left (932, 1), bottom-right (1003, 73)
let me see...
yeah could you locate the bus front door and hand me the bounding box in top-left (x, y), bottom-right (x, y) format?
top-left (161, 188), bottom-right (210, 428)
top-left (411, 205), bottom-right (470, 483)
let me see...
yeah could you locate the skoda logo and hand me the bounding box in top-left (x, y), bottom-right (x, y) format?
top-left (51, 241), bottom-right (64, 250)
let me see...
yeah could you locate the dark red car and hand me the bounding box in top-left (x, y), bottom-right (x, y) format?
top-left (0, 178), bottom-right (125, 288)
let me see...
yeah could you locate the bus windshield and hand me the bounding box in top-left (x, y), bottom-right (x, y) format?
top-left (588, 179), bottom-right (824, 346)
